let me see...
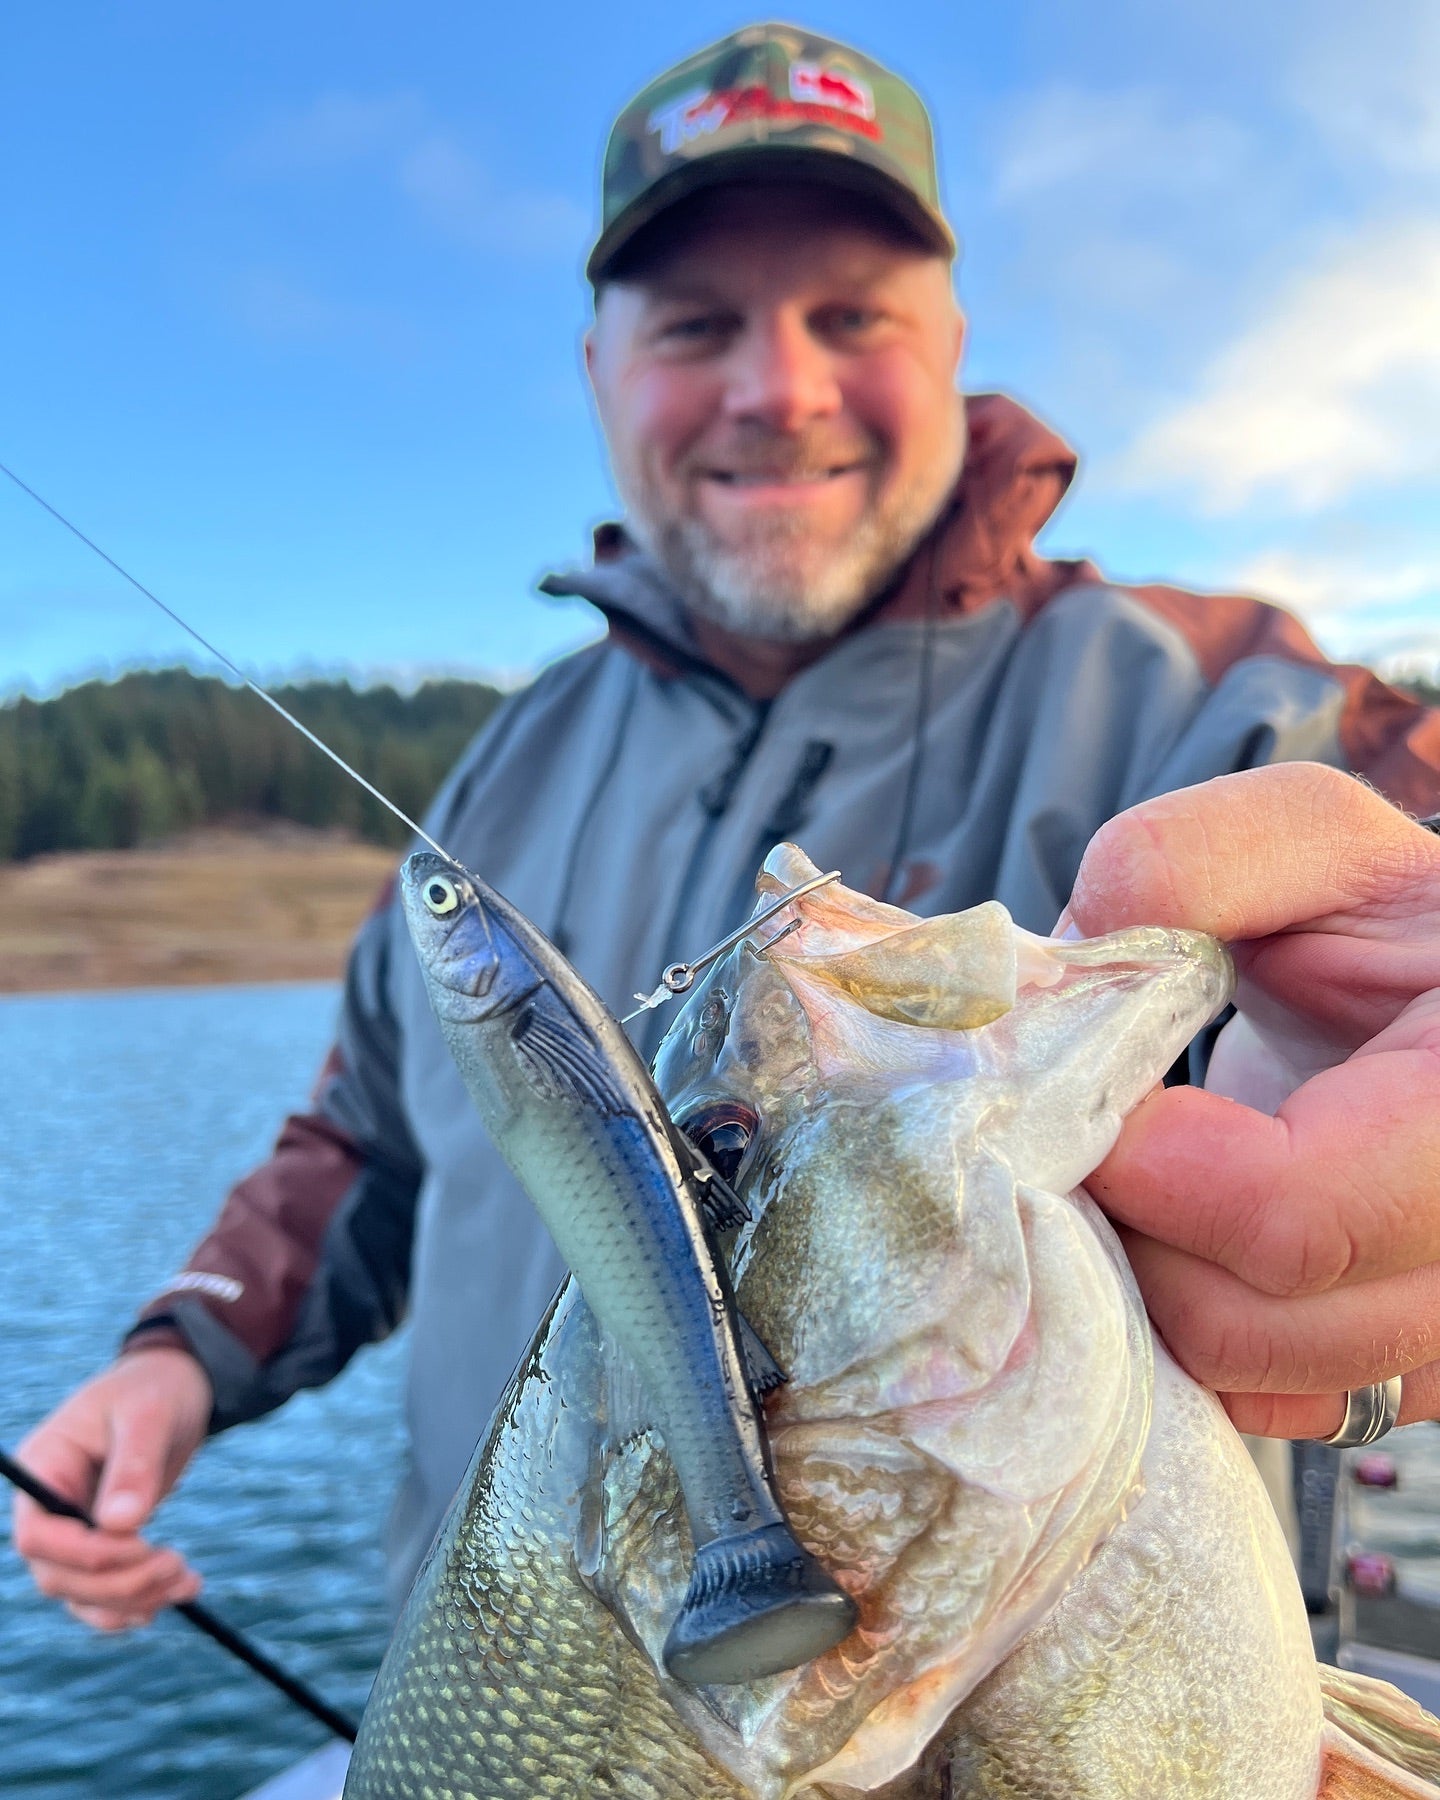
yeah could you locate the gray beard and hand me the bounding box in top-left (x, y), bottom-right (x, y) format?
top-left (619, 412), bottom-right (968, 645)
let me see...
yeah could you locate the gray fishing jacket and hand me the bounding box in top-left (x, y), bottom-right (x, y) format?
top-left (128, 394), bottom-right (1440, 1608)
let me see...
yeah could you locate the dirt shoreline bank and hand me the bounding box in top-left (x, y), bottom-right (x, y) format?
top-left (0, 828), bottom-right (398, 995)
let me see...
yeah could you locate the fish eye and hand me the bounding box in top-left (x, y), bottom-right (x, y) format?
top-left (422, 874), bottom-right (460, 917)
top-left (679, 1102), bottom-right (758, 1187)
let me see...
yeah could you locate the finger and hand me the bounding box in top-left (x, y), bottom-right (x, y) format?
top-left (12, 1430), bottom-right (105, 1540)
top-left (1221, 1359), bottom-right (1440, 1439)
top-left (11, 1511), bottom-right (158, 1572)
top-left (29, 1549), bottom-right (198, 1612)
top-left (92, 1392), bottom-right (183, 1532)
top-left (69, 1602), bottom-right (168, 1633)
top-left (1068, 763), bottom-right (1432, 942)
top-left (1091, 1050), bottom-right (1440, 1295)
top-left (1121, 1230), bottom-right (1440, 1394)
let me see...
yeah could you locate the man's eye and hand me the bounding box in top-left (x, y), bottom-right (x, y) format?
top-left (823, 306), bottom-right (882, 337)
top-left (659, 314), bottom-right (732, 346)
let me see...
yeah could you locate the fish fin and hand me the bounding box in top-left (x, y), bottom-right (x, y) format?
top-left (737, 1311), bottom-right (786, 1397)
top-left (1319, 1664), bottom-right (1440, 1795)
top-left (599, 1334), bottom-right (662, 1451)
top-left (511, 999), bottom-right (630, 1115)
top-left (662, 1522), bottom-right (856, 1686)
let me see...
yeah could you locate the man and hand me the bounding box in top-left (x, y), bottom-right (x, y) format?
top-left (16, 24), bottom-right (1440, 1633)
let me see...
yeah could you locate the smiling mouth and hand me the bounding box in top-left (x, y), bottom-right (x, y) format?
top-left (705, 465), bottom-right (866, 486)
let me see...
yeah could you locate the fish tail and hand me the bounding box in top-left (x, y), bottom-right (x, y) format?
top-left (661, 1521), bottom-right (856, 1687)
top-left (1318, 1663), bottom-right (1440, 1796)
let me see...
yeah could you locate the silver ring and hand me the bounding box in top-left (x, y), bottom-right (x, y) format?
top-left (1324, 1377), bottom-right (1403, 1449)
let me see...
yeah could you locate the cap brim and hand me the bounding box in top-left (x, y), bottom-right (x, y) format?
top-left (587, 144), bottom-right (956, 284)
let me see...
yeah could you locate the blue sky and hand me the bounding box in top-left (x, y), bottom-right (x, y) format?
top-left (4, 0), bottom-right (1438, 698)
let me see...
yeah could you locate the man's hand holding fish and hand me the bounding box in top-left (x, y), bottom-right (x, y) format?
top-left (1069, 761), bottom-right (1440, 1444)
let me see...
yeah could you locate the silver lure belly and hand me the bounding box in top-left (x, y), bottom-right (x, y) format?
top-left (397, 851), bottom-right (856, 1685)
top-left (443, 996), bottom-right (777, 1544)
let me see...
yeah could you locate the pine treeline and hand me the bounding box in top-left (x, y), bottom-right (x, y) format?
top-left (4, 668), bottom-right (1435, 867)
top-left (0, 669), bottom-right (506, 862)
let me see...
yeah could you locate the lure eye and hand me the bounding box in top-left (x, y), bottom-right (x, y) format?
top-left (679, 1102), bottom-right (758, 1187)
top-left (422, 874), bottom-right (460, 917)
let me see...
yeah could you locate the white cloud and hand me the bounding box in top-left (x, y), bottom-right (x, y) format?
top-left (1287, 1), bottom-right (1440, 180)
top-left (398, 136), bottom-right (587, 259)
top-left (992, 84), bottom-right (1254, 206)
top-left (1231, 548), bottom-right (1440, 619)
top-left (975, 78), bottom-right (1299, 355)
top-left (232, 92), bottom-right (427, 175)
top-left (230, 271), bottom-right (412, 348)
top-left (233, 91), bottom-right (584, 260)
top-left (1114, 219), bottom-right (1440, 511)
top-left (1223, 546), bottom-right (1440, 666)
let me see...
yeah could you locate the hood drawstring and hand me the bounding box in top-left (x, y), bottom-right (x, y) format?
top-left (742, 737), bottom-right (835, 888)
top-left (550, 657), bottom-right (642, 958)
top-left (879, 519), bottom-right (947, 906)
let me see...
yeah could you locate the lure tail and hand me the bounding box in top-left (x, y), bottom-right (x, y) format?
top-left (661, 1521), bottom-right (857, 1686)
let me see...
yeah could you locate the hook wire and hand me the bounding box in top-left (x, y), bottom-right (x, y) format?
top-left (622, 869), bottom-right (840, 1022)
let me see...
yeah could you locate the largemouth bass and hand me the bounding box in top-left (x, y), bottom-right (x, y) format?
top-left (348, 845), bottom-right (1440, 1799)
top-left (393, 852), bottom-right (855, 1685)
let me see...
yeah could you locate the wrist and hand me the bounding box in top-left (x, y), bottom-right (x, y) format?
top-left (119, 1323), bottom-right (193, 1360)
top-left (114, 1335), bottom-right (215, 1425)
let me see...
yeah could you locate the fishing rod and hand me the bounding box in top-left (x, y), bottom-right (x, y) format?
top-left (0, 1446), bottom-right (359, 1743)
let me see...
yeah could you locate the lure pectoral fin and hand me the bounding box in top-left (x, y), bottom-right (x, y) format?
top-left (510, 997), bottom-right (631, 1114)
top-left (663, 1522), bottom-right (858, 1687)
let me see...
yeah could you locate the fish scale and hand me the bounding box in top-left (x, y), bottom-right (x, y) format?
top-left (346, 1296), bottom-right (757, 1800)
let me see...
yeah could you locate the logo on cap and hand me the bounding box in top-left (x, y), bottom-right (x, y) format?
top-left (789, 63), bottom-right (874, 121)
top-left (648, 86), bottom-right (734, 155)
top-left (647, 69), bottom-right (884, 157)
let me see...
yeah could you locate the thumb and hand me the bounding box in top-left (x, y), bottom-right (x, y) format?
top-left (92, 1399), bottom-right (174, 1532)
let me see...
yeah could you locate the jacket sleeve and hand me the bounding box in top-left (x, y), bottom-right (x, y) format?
top-left (123, 879), bottom-right (424, 1432)
top-left (1127, 582), bottom-right (1440, 813)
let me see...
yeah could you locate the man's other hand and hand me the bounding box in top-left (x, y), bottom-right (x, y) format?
top-left (1066, 762), bottom-right (1440, 1439)
top-left (11, 1346), bottom-right (213, 1629)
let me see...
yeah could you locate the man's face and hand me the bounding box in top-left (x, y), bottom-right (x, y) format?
top-left (586, 186), bottom-right (967, 643)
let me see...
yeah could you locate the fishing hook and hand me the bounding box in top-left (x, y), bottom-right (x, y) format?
top-left (622, 870), bottom-right (839, 1023)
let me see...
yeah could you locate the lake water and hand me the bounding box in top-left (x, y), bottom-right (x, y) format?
top-left (0, 983), bottom-right (404, 1799)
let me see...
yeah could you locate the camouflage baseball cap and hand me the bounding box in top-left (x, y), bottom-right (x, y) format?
top-left (589, 23), bottom-right (955, 283)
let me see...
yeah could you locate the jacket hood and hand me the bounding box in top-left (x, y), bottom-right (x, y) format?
top-left (538, 392), bottom-right (1100, 679)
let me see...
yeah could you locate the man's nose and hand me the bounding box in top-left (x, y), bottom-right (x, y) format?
top-left (722, 313), bottom-right (842, 429)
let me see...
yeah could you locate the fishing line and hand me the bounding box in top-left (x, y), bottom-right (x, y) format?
top-left (0, 1447), bottom-right (359, 1742)
top-left (0, 460), bottom-right (461, 867)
